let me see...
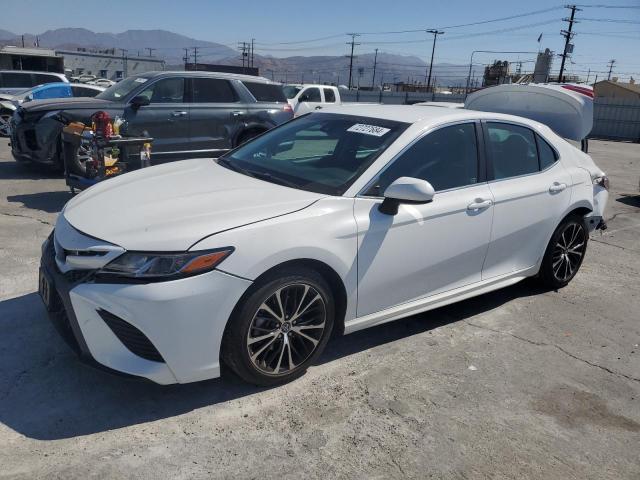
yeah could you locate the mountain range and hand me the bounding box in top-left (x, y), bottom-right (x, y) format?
top-left (0, 28), bottom-right (478, 86)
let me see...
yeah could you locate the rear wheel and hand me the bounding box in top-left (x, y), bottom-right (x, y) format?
top-left (222, 267), bottom-right (334, 386)
top-left (236, 129), bottom-right (265, 147)
top-left (539, 214), bottom-right (588, 289)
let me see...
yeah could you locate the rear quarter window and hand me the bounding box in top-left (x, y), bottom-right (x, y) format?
top-left (242, 82), bottom-right (287, 103)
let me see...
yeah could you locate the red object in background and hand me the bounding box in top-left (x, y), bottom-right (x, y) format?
top-left (561, 84), bottom-right (594, 98)
top-left (91, 111), bottom-right (113, 139)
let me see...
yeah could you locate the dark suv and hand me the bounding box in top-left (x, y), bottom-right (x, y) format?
top-left (10, 71), bottom-right (293, 170)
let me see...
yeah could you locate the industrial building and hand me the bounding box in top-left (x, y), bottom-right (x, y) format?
top-left (0, 46), bottom-right (64, 72)
top-left (56, 49), bottom-right (165, 80)
top-left (594, 80), bottom-right (640, 100)
top-left (0, 46), bottom-right (164, 80)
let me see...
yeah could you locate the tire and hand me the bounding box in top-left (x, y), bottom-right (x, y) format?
top-left (539, 214), bottom-right (589, 289)
top-left (221, 267), bottom-right (334, 386)
top-left (236, 129), bottom-right (265, 147)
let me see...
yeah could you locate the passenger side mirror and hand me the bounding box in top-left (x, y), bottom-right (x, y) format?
top-left (379, 177), bottom-right (435, 215)
top-left (129, 95), bottom-right (150, 109)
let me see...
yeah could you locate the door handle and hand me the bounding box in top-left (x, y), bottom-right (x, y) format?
top-left (549, 182), bottom-right (567, 193)
top-left (231, 111), bottom-right (244, 117)
top-left (170, 111), bottom-right (187, 117)
top-left (467, 199), bottom-right (493, 210)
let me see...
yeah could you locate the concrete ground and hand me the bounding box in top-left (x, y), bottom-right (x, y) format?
top-left (0, 139), bottom-right (638, 480)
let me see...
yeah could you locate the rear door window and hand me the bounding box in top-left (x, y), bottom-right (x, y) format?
top-left (191, 78), bottom-right (237, 103)
top-left (242, 82), bottom-right (287, 102)
top-left (485, 122), bottom-right (539, 180)
top-left (33, 73), bottom-right (61, 86)
top-left (323, 88), bottom-right (336, 103)
top-left (299, 87), bottom-right (321, 102)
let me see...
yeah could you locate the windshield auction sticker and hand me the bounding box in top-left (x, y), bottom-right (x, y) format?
top-left (347, 124), bottom-right (391, 137)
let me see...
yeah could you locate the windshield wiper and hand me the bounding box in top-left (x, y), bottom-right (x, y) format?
top-left (217, 158), bottom-right (300, 189)
top-left (243, 169), bottom-right (300, 189)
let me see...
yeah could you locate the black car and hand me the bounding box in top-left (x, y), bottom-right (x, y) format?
top-left (10, 71), bottom-right (293, 171)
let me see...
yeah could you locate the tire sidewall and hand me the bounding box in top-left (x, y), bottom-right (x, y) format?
top-left (541, 215), bottom-right (589, 289)
top-left (223, 268), bottom-right (335, 386)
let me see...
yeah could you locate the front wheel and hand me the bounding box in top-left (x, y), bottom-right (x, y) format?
top-left (0, 112), bottom-right (12, 137)
top-left (539, 214), bottom-right (588, 289)
top-left (222, 267), bottom-right (334, 386)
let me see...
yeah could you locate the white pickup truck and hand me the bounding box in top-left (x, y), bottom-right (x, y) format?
top-left (283, 84), bottom-right (342, 116)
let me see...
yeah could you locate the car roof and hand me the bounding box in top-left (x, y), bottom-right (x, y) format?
top-left (0, 70), bottom-right (66, 77)
top-left (141, 71), bottom-right (277, 84)
top-left (317, 104), bottom-right (545, 129)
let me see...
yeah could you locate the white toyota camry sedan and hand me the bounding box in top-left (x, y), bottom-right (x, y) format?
top-left (40, 105), bottom-right (609, 385)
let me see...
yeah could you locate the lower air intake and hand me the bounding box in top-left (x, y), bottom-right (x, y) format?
top-left (98, 309), bottom-right (165, 363)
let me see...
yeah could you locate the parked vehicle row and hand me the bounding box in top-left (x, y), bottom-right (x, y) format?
top-left (10, 71), bottom-right (293, 172)
top-left (39, 102), bottom-right (608, 386)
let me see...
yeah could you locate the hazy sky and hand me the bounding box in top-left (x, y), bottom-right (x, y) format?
top-left (2, 0), bottom-right (639, 80)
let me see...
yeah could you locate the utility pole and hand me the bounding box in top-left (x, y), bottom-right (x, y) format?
top-left (238, 42), bottom-right (249, 73)
top-left (146, 48), bottom-right (155, 57)
top-left (183, 48), bottom-right (190, 70)
top-left (426, 29), bottom-right (444, 93)
top-left (586, 68), bottom-right (590, 83)
top-left (192, 47), bottom-right (199, 70)
top-left (558, 4), bottom-right (581, 83)
top-left (371, 48), bottom-right (379, 89)
top-left (607, 59), bottom-right (616, 80)
top-left (346, 33), bottom-right (360, 89)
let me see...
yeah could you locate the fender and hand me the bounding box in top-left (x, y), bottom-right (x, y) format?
top-left (232, 121), bottom-right (271, 146)
top-left (0, 101), bottom-right (16, 113)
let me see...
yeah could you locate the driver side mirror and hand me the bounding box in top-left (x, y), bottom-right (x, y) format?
top-left (379, 177), bottom-right (435, 215)
top-left (298, 94), bottom-right (309, 102)
top-left (129, 95), bottom-right (150, 109)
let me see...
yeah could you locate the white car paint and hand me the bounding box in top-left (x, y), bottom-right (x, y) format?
top-left (45, 104), bottom-right (608, 384)
top-left (286, 84), bottom-right (341, 116)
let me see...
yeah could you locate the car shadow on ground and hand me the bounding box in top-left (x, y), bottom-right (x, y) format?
top-left (7, 192), bottom-right (73, 213)
top-left (615, 194), bottom-right (640, 208)
top-left (0, 154), bottom-right (61, 181)
top-left (0, 280), bottom-right (549, 440)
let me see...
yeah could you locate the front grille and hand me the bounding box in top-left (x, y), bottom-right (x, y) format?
top-left (98, 310), bottom-right (165, 363)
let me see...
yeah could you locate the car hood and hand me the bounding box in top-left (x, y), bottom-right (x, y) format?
top-left (20, 97), bottom-right (116, 112)
top-left (62, 158), bottom-right (324, 251)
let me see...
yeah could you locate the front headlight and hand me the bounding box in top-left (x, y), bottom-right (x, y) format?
top-left (97, 248), bottom-right (234, 280)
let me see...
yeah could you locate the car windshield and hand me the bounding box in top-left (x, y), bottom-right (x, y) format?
top-left (96, 76), bottom-right (149, 101)
top-left (283, 85), bottom-right (302, 99)
top-left (218, 113), bottom-right (409, 195)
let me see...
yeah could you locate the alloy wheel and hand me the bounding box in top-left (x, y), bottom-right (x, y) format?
top-left (246, 283), bottom-right (326, 376)
top-left (0, 114), bottom-right (11, 137)
top-left (552, 222), bottom-right (586, 282)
